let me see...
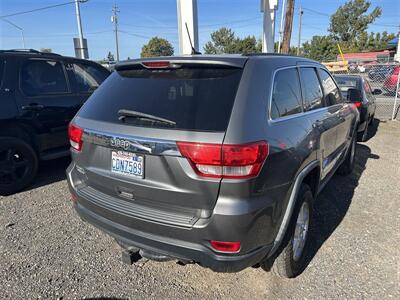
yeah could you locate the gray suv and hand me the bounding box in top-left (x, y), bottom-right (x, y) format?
top-left (67, 54), bottom-right (359, 278)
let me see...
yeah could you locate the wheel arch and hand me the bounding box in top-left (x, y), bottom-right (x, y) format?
top-left (0, 121), bottom-right (39, 152)
top-left (268, 160), bottom-right (320, 257)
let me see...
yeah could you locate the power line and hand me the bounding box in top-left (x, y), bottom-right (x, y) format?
top-left (119, 30), bottom-right (151, 39)
top-left (0, 1), bottom-right (79, 18)
top-left (301, 7), bottom-right (330, 17)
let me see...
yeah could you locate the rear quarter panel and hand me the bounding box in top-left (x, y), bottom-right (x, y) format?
top-left (219, 58), bottom-right (319, 246)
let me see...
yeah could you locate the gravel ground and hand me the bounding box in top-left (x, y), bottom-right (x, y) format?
top-left (1, 120), bottom-right (399, 299)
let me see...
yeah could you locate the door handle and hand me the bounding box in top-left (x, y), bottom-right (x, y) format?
top-left (22, 104), bottom-right (44, 111)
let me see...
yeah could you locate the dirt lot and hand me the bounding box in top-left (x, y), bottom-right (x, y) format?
top-left (1, 120), bottom-right (399, 299)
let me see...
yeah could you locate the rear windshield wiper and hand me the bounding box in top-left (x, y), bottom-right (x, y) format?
top-left (118, 109), bottom-right (176, 126)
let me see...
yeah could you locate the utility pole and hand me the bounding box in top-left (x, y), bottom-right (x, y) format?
top-left (261, 0), bottom-right (278, 53)
top-left (277, 0), bottom-right (286, 53)
top-left (281, 0), bottom-right (295, 54)
top-left (111, 3), bottom-right (120, 62)
top-left (297, 6), bottom-right (303, 56)
top-left (74, 0), bottom-right (85, 59)
top-left (0, 17), bottom-right (25, 48)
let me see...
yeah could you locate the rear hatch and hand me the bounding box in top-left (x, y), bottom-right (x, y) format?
top-left (71, 58), bottom-right (246, 227)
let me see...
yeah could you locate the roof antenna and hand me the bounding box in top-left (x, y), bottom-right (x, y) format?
top-left (185, 22), bottom-right (201, 55)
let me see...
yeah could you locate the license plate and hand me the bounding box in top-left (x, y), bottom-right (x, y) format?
top-left (111, 151), bottom-right (144, 178)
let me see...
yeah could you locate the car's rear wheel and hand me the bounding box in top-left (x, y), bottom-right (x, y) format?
top-left (261, 184), bottom-right (313, 278)
top-left (0, 137), bottom-right (38, 196)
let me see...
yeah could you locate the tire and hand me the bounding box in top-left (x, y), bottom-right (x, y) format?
top-left (263, 184), bottom-right (313, 278)
top-left (337, 134), bottom-right (356, 176)
top-left (0, 137), bottom-right (38, 196)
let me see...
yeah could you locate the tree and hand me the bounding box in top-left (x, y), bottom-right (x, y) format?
top-left (302, 36), bottom-right (337, 61)
top-left (141, 37), bottom-right (174, 58)
top-left (204, 27), bottom-right (262, 54)
top-left (40, 48), bottom-right (52, 53)
top-left (329, 0), bottom-right (381, 48)
top-left (204, 28), bottom-right (236, 54)
top-left (300, 0), bottom-right (395, 61)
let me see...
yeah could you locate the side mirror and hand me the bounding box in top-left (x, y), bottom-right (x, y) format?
top-left (347, 88), bottom-right (362, 102)
top-left (372, 88), bottom-right (382, 95)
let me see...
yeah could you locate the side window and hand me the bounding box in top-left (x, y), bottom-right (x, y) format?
top-left (72, 63), bottom-right (109, 93)
top-left (21, 60), bottom-right (68, 96)
top-left (318, 69), bottom-right (342, 105)
top-left (270, 68), bottom-right (303, 119)
top-left (299, 67), bottom-right (323, 111)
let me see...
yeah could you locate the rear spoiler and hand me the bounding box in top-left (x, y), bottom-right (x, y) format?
top-left (115, 57), bottom-right (247, 71)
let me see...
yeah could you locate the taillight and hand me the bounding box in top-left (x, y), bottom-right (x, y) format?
top-left (210, 240), bottom-right (241, 253)
top-left (354, 101), bottom-right (362, 108)
top-left (177, 141), bottom-right (268, 179)
top-left (142, 61), bottom-right (170, 68)
top-left (68, 123), bottom-right (83, 151)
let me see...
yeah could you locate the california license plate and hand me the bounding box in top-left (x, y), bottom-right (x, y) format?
top-left (111, 151), bottom-right (144, 178)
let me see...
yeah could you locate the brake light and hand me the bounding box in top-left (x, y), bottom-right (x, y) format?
top-left (354, 101), bottom-right (362, 108)
top-left (210, 240), bottom-right (241, 253)
top-left (142, 61), bottom-right (170, 68)
top-left (177, 141), bottom-right (268, 179)
top-left (68, 123), bottom-right (83, 151)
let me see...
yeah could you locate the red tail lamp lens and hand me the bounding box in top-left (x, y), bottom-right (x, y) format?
top-left (68, 123), bottom-right (83, 151)
top-left (354, 101), bottom-right (362, 108)
top-left (210, 240), bottom-right (241, 253)
top-left (177, 141), bottom-right (268, 179)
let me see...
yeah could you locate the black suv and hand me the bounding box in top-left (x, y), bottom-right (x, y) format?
top-left (67, 55), bottom-right (359, 278)
top-left (0, 49), bottom-right (110, 195)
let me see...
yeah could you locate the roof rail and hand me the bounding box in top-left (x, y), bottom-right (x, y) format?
top-left (242, 52), bottom-right (300, 57)
top-left (0, 49), bottom-right (61, 56)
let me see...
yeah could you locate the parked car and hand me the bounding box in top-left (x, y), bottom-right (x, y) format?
top-left (334, 75), bottom-right (379, 142)
top-left (383, 65), bottom-right (400, 96)
top-left (368, 64), bottom-right (395, 82)
top-left (67, 54), bottom-right (359, 278)
top-left (0, 49), bottom-right (110, 195)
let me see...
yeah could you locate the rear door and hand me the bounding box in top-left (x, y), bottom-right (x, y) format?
top-left (15, 58), bottom-right (79, 151)
top-left (73, 62), bottom-right (244, 220)
top-left (299, 67), bottom-right (338, 179)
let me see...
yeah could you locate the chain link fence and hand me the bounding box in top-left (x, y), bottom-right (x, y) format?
top-left (323, 61), bottom-right (400, 121)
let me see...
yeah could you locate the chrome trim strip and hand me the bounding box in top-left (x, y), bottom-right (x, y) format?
top-left (82, 128), bottom-right (180, 156)
top-left (268, 160), bottom-right (320, 256)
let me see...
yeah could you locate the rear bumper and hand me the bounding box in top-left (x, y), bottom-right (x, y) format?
top-left (67, 163), bottom-right (278, 272)
top-left (74, 201), bottom-right (271, 272)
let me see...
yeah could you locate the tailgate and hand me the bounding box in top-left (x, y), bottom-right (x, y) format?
top-left (70, 61), bottom-right (244, 225)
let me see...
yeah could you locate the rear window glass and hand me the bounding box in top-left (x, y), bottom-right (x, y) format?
top-left (335, 77), bottom-right (359, 99)
top-left (78, 66), bottom-right (243, 132)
